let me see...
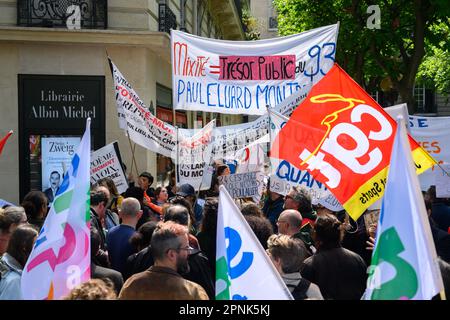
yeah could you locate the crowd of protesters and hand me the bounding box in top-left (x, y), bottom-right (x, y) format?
top-left (1, 161), bottom-right (449, 300)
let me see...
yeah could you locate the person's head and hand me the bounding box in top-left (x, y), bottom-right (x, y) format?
top-left (155, 187), bottom-right (168, 203)
top-left (163, 205), bottom-right (190, 227)
top-left (64, 279), bottom-right (117, 300)
top-left (244, 215), bottom-right (273, 249)
top-left (2, 206), bottom-right (28, 228)
top-left (176, 183), bottom-right (196, 204)
top-left (241, 202), bottom-right (263, 218)
top-left (151, 221), bottom-right (191, 274)
top-left (139, 172), bottom-right (154, 191)
top-left (49, 171), bottom-right (61, 189)
top-left (168, 196), bottom-right (196, 230)
top-left (129, 221), bottom-right (158, 252)
top-left (6, 224), bottom-right (38, 268)
top-left (123, 186), bottom-right (144, 203)
top-left (277, 209), bottom-right (303, 236)
top-left (313, 214), bottom-right (343, 250)
top-left (21, 190), bottom-right (48, 221)
top-left (97, 177), bottom-right (119, 198)
top-left (119, 197), bottom-right (142, 226)
top-left (200, 197), bottom-right (218, 235)
top-left (284, 186), bottom-right (313, 215)
top-left (269, 190), bottom-right (283, 201)
top-left (90, 189), bottom-right (109, 218)
top-left (267, 234), bottom-right (309, 275)
top-left (216, 164), bottom-right (230, 177)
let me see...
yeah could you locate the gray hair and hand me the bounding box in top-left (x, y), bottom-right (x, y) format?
top-left (3, 206), bottom-right (26, 225)
top-left (120, 197), bottom-right (141, 217)
top-left (290, 186), bottom-right (313, 214)
top-left (151, 221), bottom-right (188, 261)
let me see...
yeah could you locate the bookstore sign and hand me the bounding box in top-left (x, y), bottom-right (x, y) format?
top-left (20, 75), bottom-right (104, 129)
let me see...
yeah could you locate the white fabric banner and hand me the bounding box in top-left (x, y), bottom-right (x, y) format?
top-left (216, 185), bottom-right (293, 300)
top-left (212, 88), bottom-right (306, 160)
top-left (110, 58), bottom-right (177, 158)
top-left (177, 120), bottom-right (215, 190)
top-left (171, 24), bottom-right (339, 115)
top-left (408, 115), bottom-right (450, 190)
top-left (90, 141), bottom-right (128, 194)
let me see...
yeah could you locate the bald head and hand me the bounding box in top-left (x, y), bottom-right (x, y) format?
top-left (277, 209), bottom-right (303, 236)
top-left (120, 197), bottom-right (141, 217)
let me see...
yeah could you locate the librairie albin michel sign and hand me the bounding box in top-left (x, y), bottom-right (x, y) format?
top-left (20, 75), bottom-right (104, 129)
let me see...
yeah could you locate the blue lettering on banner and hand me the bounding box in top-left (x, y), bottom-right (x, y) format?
top-left (276, 160), bottom-right (324, 189)
top-left (304, 42), bottom-right (336, 81)
top-left (177, 79), bottom-right (311, 110)
top-left (409, 117), bottom-right (429, 128)
top-left (224, 226), bottom-right (253, 279)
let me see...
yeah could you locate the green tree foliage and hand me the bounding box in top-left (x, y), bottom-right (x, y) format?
top-left (417, 19), bottom-right (450, 95)
top-left (273, 0), bottom-right (450, 113)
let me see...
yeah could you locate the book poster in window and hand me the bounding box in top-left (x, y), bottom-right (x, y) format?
top-left (41, 137), bottom-right (81, 204)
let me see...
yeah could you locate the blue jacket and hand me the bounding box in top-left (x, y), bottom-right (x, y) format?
top-left (0, 253), bottom-right (23, 300)
top-left (262, 195), bottom-right (285, 233)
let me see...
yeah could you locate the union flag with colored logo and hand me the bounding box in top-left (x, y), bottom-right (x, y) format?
top-left (270, 64), bottom-right (435, 221)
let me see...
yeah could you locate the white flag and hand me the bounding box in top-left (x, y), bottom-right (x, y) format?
top-left (364, 116), bottom-right (444, 300)
top-left (216, 185), bottom-right (293, 300)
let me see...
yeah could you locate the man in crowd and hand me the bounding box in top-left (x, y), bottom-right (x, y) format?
top-left (106, 197), bottom-right (142, 276)
top-left (118, 221), bottom-right (209, 300)
top-left (277, 209), bottom-right (315, 255)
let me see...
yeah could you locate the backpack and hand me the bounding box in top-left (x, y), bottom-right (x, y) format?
top-left (289, 278), bottom-right (311, 300)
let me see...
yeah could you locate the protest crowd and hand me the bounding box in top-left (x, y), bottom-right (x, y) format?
top-left (0, 22), bottom-right (449, 302)
top-left (1, 164), bottom-right (449, 300)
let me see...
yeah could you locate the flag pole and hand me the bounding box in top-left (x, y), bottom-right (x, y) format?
top-left (266, 104), bottom-right (272, 180)
top-left (127, 132), bottom-right (139, 177)
top-left (440, 290), bottom-right (447, 300)
top-left (176, 126), bottom-right (179, 188)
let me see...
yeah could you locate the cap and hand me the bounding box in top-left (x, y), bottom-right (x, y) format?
top-left (139, 171), bottom-right (153, 181)
top-left (176, 183), bottom-right (195, 197)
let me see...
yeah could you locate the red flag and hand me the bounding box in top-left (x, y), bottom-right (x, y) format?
top-left (0, 130), bottom-right (13, 156)
top-left (271, 64), bottom-right (435, 220)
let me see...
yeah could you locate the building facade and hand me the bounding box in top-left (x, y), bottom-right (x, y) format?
top-left (0, 0), bottom-right (246, 204)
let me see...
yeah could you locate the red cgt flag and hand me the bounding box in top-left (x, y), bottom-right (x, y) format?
top-left (271, 64), bottom-right (435, 220)
top-left (0, 130), bottom-right (13, 156)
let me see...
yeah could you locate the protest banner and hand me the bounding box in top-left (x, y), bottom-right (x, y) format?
top-left (22, 119), bottom-right (91, 300)
top-left (218, 171), bottom-right (265, 199)
top-left (269, 109), bottom-right (330, 203)
top-left (90, 141), bottom-right (128, 194)
top-left (409, 115), bottom-right (450, 190)
top-left (41, 137), bottom-right (81, 205)
top-left (271, 64), bottom-right (435, 221)
top-left (177, 120), bottom-right (215, 190)
top-left (109, 58), bottom-right (177, 158)
top-left (364, 117), bottom-right (444, 300)
top-left (216, 185), bottom-right (292, 300)
top-left (211, 88), bottom-right (305, 160)
top-left (172, 24), bottom-right (338, 115)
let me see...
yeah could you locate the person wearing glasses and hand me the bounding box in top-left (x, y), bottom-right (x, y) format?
top-left (118, 221), bottom-right (208, 300)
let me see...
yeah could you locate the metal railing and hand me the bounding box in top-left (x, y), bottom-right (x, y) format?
top-left (158, 3), bottom-right (177, 34)
top-left (17, 0), bottom-right (107, 29)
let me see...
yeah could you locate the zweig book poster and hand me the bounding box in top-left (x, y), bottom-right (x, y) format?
top-left (41, 137), bottom-right (81, 204)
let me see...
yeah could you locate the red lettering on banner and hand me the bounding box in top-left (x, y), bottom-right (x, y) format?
top-left (218, 55), bottom-right (295, 80)
top-left (173, 42), bottom-right (209, 77)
